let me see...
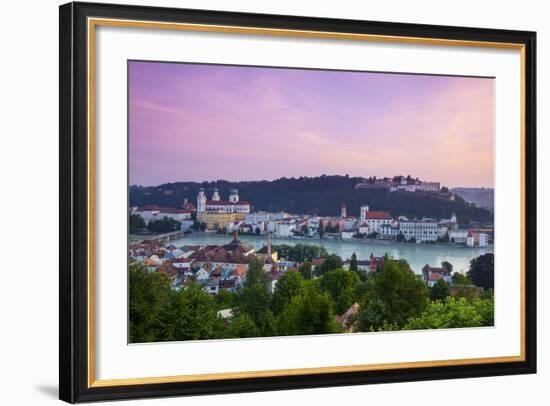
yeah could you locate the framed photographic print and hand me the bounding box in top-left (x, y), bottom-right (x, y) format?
top-left (59, 1), bottom-right (537, 403)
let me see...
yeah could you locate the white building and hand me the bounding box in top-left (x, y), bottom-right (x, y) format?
top-left (157, 208), bottom-right (193, 222)
top-left (399, 220), bottom-right (443, 242)
top-left (449, 229), bottom-right (469, 243)
top-left (379, 222), bottom-right (400, 239)
top-left (466, 232), bottom-right (489, 247)
top-left (389, 179), bottom-right (439, 193)
top-left (133, 205), bottom-right (160, 222)
top-left (358, 223), bottom-right (370, 235)
top-left (360, 205), bottom-right (393, 233)
top-left (194, 268), bottom-right (210, 281)
top-left (197, 188), bottom-right (251, 214)
top-left (133, 205), bottom-right (192, 223)
top-left (419, 181), bottom-right (440, 192)
top-left (275, 222), bottom-right (295, 238)
top-left (245, 212), bottom-right (285, 224)
top-left (342, 218), bottom-right (358, 231)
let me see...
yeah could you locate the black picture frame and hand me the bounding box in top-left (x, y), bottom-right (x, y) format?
top-left (59, 1), bottom-right (537, 403)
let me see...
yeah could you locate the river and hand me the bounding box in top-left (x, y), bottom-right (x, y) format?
top-left (165, 234), bottom-right (493, 274)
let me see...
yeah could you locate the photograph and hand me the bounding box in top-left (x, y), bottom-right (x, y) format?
top-left (127, 60), bottom-right (496, 343)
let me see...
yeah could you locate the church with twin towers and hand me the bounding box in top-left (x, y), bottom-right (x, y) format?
top-left (196, 187), bottom-right (251, 230)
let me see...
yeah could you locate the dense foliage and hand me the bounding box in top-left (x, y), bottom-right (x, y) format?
top-left (129, 253), bottom-right (494, 343)
top-left (405, 297), bottom-right (493, 330)
top-left (129, 176), bottom-right (493, 222)
top-left (356, 257), bottom-right (429, 331)
top-left (274, 244), bottom-right (329, 262)
top-left (146, 217), bottom-right (181, 233)
top-left (129, 213), bottom-right (146, 233)
top-left (467, 253), bottom-right (494, 290)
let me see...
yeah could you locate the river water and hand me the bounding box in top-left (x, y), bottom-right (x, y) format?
top-left (166, 234), bottom-right (493, 274)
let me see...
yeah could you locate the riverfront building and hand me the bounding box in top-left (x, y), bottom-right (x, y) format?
top-left (399, 219), bottom-right (444, 242)
top-left (197, 188), bottom-right (251, 230)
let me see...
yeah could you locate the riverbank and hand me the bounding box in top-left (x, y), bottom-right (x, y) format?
top-left (131, 232), bottom-right (493, 274)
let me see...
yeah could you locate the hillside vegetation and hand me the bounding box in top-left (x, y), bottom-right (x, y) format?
top-left (130, 175), bottom-right (493, 224)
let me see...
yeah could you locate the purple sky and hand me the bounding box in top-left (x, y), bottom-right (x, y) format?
top-left (129, 61), bottom-right (494, 188)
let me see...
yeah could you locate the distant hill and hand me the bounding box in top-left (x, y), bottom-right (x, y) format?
top-left (451, 187), bottom-right (494, 212)
top-left (130, 176), bottom-right (493, 224)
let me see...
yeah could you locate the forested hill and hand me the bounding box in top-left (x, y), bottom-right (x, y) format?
top-left (451, 187), bottom-right (494, 212)
top-left (130, 176), bottom-right (493, 224)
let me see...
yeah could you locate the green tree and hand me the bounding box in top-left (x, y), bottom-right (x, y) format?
top-left (356, 257), bottom-right (429, 331)
top-left (273, 244), bottom-right (328, 262)
top-left (129, 263), bottom-right (173, 343)
top-left (319, 222), bottom-right (325, 239)
top-left (235, 257), bottom-right (276, 336)
top-left (158, 283), bottom-right (225, 341)
top-left (277, 282), bottom-right (340, 336)
top-left (299, 261), bottom-right (313, 280)
top-left (452, 272), bottom-right (473, 285)
top-left (191, 220), bottom-right (207, 231)
top-left (350, 253), bottom-right (358, 273)
top-left (147, 216), bottom-right (181, 233)
top-left (473, 298), bottom-right (494, 326)
top-left (441, 261), bottom-right (453, 273)
top-left (227, 314), bottom-right (261, 338)
top-left (129, 213), bottom-right (146, 233)
top-left (319, 268), bottom-right (360, 314)
top-left (317, 254), bottom-right (343, 276)
top-left (213, 289), bottom-right (235, 311)
top-left (272, 271), bottom-right (305, 314)
top-left (467, 253), bottom-right (494, 290)
top-left (245, 257), bottom-right (269, 286)
top-left (396, 232), bottom-right (405, 242)
top-left (405, 297), bottom-right (483, 330)
top-left (430, 279), bottom-right (451, 301)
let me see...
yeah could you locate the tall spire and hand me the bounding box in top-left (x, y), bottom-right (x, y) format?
top-left (267, 231), bottom-right (272, 258)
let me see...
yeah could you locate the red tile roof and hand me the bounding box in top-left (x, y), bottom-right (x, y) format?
top-left (206, 200), bottom-right (250, 206)
top-left (158, 208), bottom-right (193, 214)
top-left (364, 211), bottom-right (392, 220)
top-left (231, 265), bottom-right (247, 278)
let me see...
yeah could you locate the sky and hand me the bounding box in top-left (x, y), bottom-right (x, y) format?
top-left (129, 61), bottom-right (494, 188)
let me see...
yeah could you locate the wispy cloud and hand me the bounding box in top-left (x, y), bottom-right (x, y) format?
top-left (129, 62), bottom-right (494, 187)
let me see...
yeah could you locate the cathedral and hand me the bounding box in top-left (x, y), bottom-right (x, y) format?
top-left (196, 188), bottom-right (251, 230)
top-left (197, 188), bottom-right (251, 214)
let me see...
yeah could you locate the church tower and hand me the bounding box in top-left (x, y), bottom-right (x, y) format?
top-left (341, 203), bottom-right (347, 218)
top-left (212, 188), bottom-right (220, 201)
top-left (360, 204), bottom-right (370, 222)
top-left (229, 188), bottom-right (239, 203)
top-left (197, 188), bottom-right (206, 212)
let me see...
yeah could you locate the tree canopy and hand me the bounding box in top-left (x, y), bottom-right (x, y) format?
top-left (319, 268), bottom-right (361, 314)
top-left (467, 253), bottom-right (494, 290)
top-left (356, 257), bottom-right (429, 331)
top-left (317, 254), bottom-right (343, 276)
top-left (274, 244), bottom-right (328, 262)
top-left (130, 175), bottom-right (493, 223)
top-left (405, 297), bottom-right (493, 330)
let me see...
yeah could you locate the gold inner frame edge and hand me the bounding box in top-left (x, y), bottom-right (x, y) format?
top-left (86, 17), bottom-right (527, 388)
